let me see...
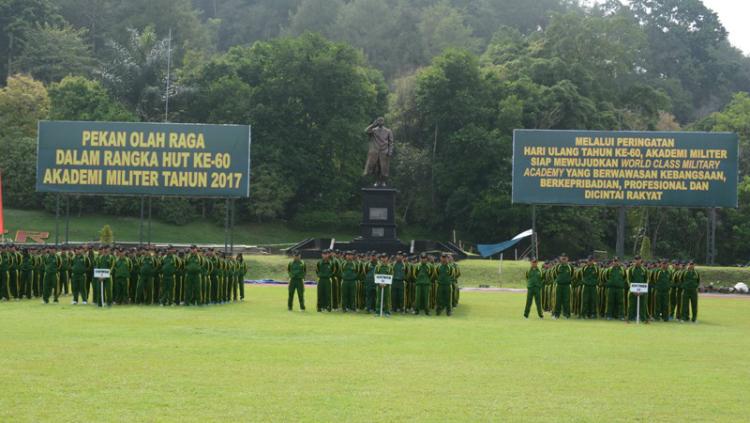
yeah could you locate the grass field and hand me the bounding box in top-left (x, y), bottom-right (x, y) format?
top-left (1, 208), bottom-right (437, 246)
top-left (0, 288), bottom-right (748, 422)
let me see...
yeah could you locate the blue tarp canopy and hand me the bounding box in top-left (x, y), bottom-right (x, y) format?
top-left (477, 229), bottom-right (533, 258)
top-left (477, 239), bottom-right (525, 258)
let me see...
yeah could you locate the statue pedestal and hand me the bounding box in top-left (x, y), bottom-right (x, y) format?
top-left (347, 188), bottom-right (405, 253)
top-left (359, 188), bottom-right (398, 240)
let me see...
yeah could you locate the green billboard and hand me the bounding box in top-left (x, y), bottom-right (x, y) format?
top-left (512, 130), bottom-right (739, 207)
top-left (36, 121), bottom-right (251, 197)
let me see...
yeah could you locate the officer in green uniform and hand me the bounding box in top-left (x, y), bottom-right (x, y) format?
top-left (42, 247), bottom-right (61, 304)
top-left (680, 261), bottom-right (700, 323)
top-left (340, 251), bottom-right (359, 312)
top-left (58, 247), bottom-right (70, 297)
top-left (287, 251), bottom-right (306, 311)
top-left (652, 260), bottom-right (671, 322)
top-left (184, 246), bottom-right (202, 306)
top-left (449, 255), bottom-right (460, 308)
top-left (330, 250), bottom-right (342, 311)
top-left (434, 254), bottom-right (454, 316)
top-left (670, 261), bottom-right (683, 320)
top-left (19, 248), bottom-right (33, 299)
top-left (136, 249), bottom-right (156, 305)
top-left (160, 247), bottom-right (178, 306)
top-left (112, 249), bottom-right (131, 305)
top-left (70, 247), bottom-right (90, 304)
top-left (580, 257), bottom-right (599, 319)
top-left (627, 256), bottom-right (649, 323)
top-left (552, 254), bottom-right (574, 319)
top-left (405, 255), bottom-right (417, 312)
top-left (355, 253), bottom-right (366, 310)
top-left (33, 248), bottom-right (44, 298)
top-left (316, 250), bottom-right (334, 312)
top-left (413, 253), bottom-right (433, 315)
top-left (364, 252), bottom-right (378, 313)
top-left (605, 257), bottom-right (626, 320)
top-left (524, 258), bottom-right (543, 319)
top-left (373, 253), bottom-right (393, 316)
top-left (235, 254), bottom-right (247, 302)
top-left (391, 252), bottom-right (406, 313)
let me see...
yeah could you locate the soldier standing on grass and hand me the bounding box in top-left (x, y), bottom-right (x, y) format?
top-left (287, 251), bottom-right (306, 311)
top-left (391, 252), bottom-right (406, 313)
top-left (160, 247), bottom-right (178, 306)
top-left (605, 257), bottom-right (626, 321)
top-left (184, 246), bottom-right (202, 306)
top-left (552, 254), bottom-right (574, 319)
top-left (340, 251), bottom-right (358, 312)
top-left (680, 261), bottom-right (700, 323)
top-left (652, 260), bottom-right (672, 322)
top-left (524, 259), bottom-right (543, 319)
top-left (413, 253), bottom-right (433, 316)
top-left (316, 250), bottom-right (334, 312)
top-left (580, 257), bottom-right (599, 319)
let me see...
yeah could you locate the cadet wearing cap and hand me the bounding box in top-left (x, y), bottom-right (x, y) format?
top-left (287, 251), bottom-right (306, 311)
top-left (680, 261), bottom-right (700, 323)
top-left (391, 252), bottom-right (406, 313)
top-left (524, 258), bottom-right (543, 319)
top-left (413, 253), bottom-right (434, 315)
top-left (340, 251), bottom-right (359, 312)
top-left (605, 257), bottom-right (626, 320)
top-left (580, 256), bottom-right (599, 319)
top-left (551, 254), bottom-right (574, 319)
top-left (316, 250), bottom-right (334, 312)
top-left (626, 256), bottom-right (649, 323)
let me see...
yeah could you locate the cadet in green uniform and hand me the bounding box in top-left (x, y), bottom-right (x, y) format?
top-left (413, 253), bottom-right (433, 315)
top-left (137, 249), bottom-right (156, 305)
top-left (19, 249), bottom-right (33, 299)
top-left (41, 247), bottom-right (61, 304)
top-left (627, 256), bottom-right (649, 323)
top-left (552, 254), bottom-right (574, 319)
top-left (605, 257), bottom-right (626, 320)
top-left (652, 260), bottom-right (671, 322)
top-left (160, 247), bottom-right (178, 306)
top-left (235, 254), bottom-right (247, 302)
top-left (434, 254), bottom-right (454, 316)
top-left (1, 245), bottom-right (12, 300)
top-left (391, 252), bottom-right (406, 313)
top-left (287, 251), bottom-right (306, 311)
top-left (449, 255), bottom-right (460, 308)
top-left (340, 251), bottom-right (359, 312)
top-left (405, 256), bottom-right (417, 312)
top-left (524, 259), bottom-right (543, 319)
top-left (58, 248), bottom-right (70, 297)
top-left (8, 245), bottom-right (20, 299)
top-left (112, 249), bottom-right (131, 305)
top-left (580, 257), bottom-right (599, 319)
top-left (316, 250), bottom-right (334, 312)
top-left (364, 252), bottom-right (378, 313)
top-left (680, 261), bottom-right (700, 323)
top-left (184, 246), bottom-right (202, 306)
top-left (70, 247), bottom-right (90, 304)
top-left (330, 250), bottom-right (342, 311)
top-left (374, 254), bottom-right (393, 316)
top-left (356, 253), bottom-right (366, 310)
top-left (669, 261), bottom-right (683, 320)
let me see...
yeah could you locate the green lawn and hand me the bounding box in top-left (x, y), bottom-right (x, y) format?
top-left (1, 208), bottom-right (438, 246)
top-left (0, 288), bottom-right (748, 422)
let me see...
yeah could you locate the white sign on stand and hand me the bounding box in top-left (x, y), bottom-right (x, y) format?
top-left (629, 283), bottom-right (649, 324)
top-left (375, 274), bottom-right (393, 317)
top-left (94, 268), bottom-right (110, 307)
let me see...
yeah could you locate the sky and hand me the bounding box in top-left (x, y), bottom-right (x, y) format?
top-left (587, 0), bottom-right (750, 56)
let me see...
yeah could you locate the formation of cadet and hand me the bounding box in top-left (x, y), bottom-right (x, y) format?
top-left (0, 244), bottom-right (248, 307)
top-left (526, 254), bottom-right (701, 323)
top-left (287, 249), bottom-right (461, 316)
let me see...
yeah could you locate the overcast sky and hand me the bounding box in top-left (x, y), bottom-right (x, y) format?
top-left (587, 0), bottom-right (750, 56)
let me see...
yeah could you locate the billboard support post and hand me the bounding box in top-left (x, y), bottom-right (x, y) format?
top-left (54, 193), bottom-right (60, 246)
top-left (139, 196), bottom-right (145, 247)
top-left (531, 205), bottom-right (538, 259)
top-left (616, 206), bottom-right (625, 258)
top-left (147, 196), bottom-right (152, 245)
top-left (64, 195), bottom-right (70, 244)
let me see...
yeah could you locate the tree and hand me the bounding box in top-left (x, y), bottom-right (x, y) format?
top-left (287, 0), bottom-right (343, 38)
top-left (0, 0), bottom-right (62, 82)
top-left (245, 165), bottom-right (294, 222)
top-left (181, 33), bottom-right (387, 216)
top-left (15, 24), bottom-right (96, 84)
top-left (49, 75), bottom-right (135, 121)
top-left (418, 1), bottom-right (480, 59)
top-left (0, 74), bottom-right (49, 138)
top-left (100, 26), bottom-right (172, 121)
top-left (99, 224), bottom-right (114, 245)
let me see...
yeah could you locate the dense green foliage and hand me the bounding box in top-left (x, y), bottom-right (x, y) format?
top-left (1, 0), bottom-right (750, 263)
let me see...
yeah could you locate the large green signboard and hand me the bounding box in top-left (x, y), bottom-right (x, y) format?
top-left (512, 130), bottom-right (738, 207)
top-left (36, 121), bottom-right (251, 197)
